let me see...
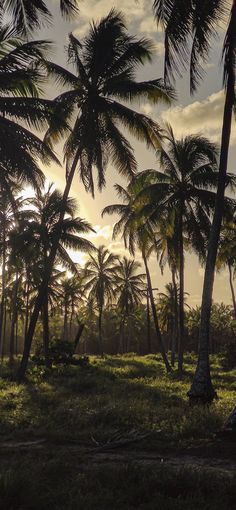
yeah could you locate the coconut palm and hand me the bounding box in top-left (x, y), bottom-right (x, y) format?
top-left (18, 9), bottom-right (174, 380)
top-left (114, 257), bottom-right (146, 353)
top-left (153, 0), bottom-right (236, 402)
top-left (83, 246), bottom-right (119, 356)
top-left (137, 128), bottom-right (221, 373)
top-left (102, 176), bottom-right (172, 372)
top-left (1, 0), bottom-right (80, 36)
top-left (154, 213), bottom-right (179, 366)
top-left (60, 275), bottom-right (85, 342)
top-left (12, 185), bottom-right (95, 365)
top-left (0, 26), bottom-right (60, 186)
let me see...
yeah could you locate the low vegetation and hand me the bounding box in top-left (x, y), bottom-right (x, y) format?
top-left (0, 355), bottom-right (235, 509)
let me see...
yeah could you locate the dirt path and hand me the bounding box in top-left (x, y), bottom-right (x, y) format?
top-left (0, 437), bottom-right (236, 477)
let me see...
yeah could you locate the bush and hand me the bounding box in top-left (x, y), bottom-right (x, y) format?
top-left (33, 338), bottom-right (74, 365)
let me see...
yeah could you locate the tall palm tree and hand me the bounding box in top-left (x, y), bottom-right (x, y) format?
top-left (18, 9), bottom-right (174, 380)
top-left (102, 176), bottom-right (172, 372)
top-left (12, 185), bottom-right (95, 365)
top-left (154, 213), bottom-right (179, 366)
top-left (137, 128), bottom-right (219, 373)
top-left (1, 0), bottom-right (80, 36)
top-left (84, 246), bottom-right (118, 356)
top-left (60, 275), bottom-right (85, 342)
top-left (114, 257), bottom-right (146, 353)
top-left (153, 0), bottom-right (236, 401)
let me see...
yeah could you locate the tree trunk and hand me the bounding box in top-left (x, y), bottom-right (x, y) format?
top-left (63, 301), bottom-right (68, 341)
top-left (228, 263), bottom-right (236, 320)
top-left (142, 251), bottom-right (172, 372)
top-left (24, 280), bottom-right (30, 342)
top-left (0, 215), bottom-right (6, 352)
top-left (171, 269), bottom-right (178, 367)
top-left (9, 274), bottom-right (19, 365)
top-left (74, 323), bottom-right (84, 353)
top-left (146, 290), bottom-right (151, 353)
top-left (17, 162), bottom-right (77, 382)
top-left (178, 203), bottom-right (184, 374)
top-left (42, 291), bottom-right (50, 368)
top-left (98, 306), bottom-right (104, 357)
top-left (188, 1), bottom-right (236, 403)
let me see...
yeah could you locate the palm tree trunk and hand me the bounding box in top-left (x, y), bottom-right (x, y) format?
top-left (188, 1), bottom-right (236, 403)
top-left (0, 215), bottom-right (6, 352)
top-left (42, 291), bottom-right (50, 368)
top-left (171, 269), bottom-right (178, 367)
top-left (24, 280), bottom-right (30, 342)
top-left (146, 290), bottom-right (151, 353)
top-left (74, 323), bottom-right (84, 353)
top-left (178, 203), bottom-right (184, 374)
top-left (98, 306), bottom-right (104, 357)
top-left (142, 251), bottom-right (172, 372)
top-left (228, 263), bottom-right (236, 320)
top-left (63, 301), bottom-right (68, 341)
top-left (17, 162), bottom-right (77, 382)
top-left (9, 274), bottom-right (19, 365)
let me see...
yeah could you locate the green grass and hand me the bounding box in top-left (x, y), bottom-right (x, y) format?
top-left (0, 353), bottom-right (235, 508)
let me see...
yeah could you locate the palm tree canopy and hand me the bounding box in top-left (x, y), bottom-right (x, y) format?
top-left (114, 257), bottom-right (146, 315)
top-left (0, 26), bottom-right (62, 189)
top-left (46, 9), bottom-right (174, 196)
top-left (10, 185), bottom-right (95, 274)
top-left (84, 245), bottom-right (119, 310)
top-left (1, 0), bottom-right (80, 36)
top-left (135, 126), bottom-right (236, 261)
top-left (153, 0), bottom-right (231, 93)
top-left (102, 172), bottom-right (158, 257)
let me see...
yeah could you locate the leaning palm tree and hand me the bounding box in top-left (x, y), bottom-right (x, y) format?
top-left (153, 0), bottom-right (236, 401)
top-left (18, 9), bottom-right (174, 380)
top-left (83, 246), bottom-right (119, 356)
top-left (114, 257), bottom-right (146, 353)
top-left (137, 127), bottom-right (220, 373)
top-left (1, 0), bottom-right (80, 36)
top-left (102, 176), bottom-right (172, 372)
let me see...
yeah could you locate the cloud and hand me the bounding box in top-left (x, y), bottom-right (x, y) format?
top-left (139, 15), bottom-right (163, 35)
top-left (161, 89), bottom-right (236, 145)
top-left (73, 0), bottom-right (163, 47)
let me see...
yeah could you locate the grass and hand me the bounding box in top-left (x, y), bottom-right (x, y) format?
top-left (0, 353), bottom-right (235, 508)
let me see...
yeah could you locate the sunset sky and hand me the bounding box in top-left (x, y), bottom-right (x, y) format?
top-left (35, 0), bottom-right (235, 306)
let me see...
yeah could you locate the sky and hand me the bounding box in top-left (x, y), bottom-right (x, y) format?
top-left (32, 0), bottom-right (235, 307)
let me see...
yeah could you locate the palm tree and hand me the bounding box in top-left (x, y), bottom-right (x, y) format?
top-left (18, 9), bottom-right (174, 380)
top-left (12, 185), bottom-right (95, 365)
top-left (0, 26), bottom-right (60, 183)
top-left (102, 177), bottom-right (172, 372)
top-left (84, 246), bottom-right (118, 356)
top-left (1, 0), bottom-right (80, 36)
top-left (217, 219), bottom-right (236, 319)
top-left (114, 257), bottom-right (146, 353)
top-left (137, 128), bottom-right (219, 373)
top-left (60, 275), bottom-right (85, 342)
top-left (153, 0), bottom-right (236, 401)
top-left (154, 213), bottom-right (179, 366)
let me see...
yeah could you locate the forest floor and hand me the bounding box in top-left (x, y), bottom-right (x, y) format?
top-left (0, 353), bottom-right (236, 509)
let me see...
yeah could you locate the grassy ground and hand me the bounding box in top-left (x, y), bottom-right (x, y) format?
top-left (0, 353), bottom-right (235, 509)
